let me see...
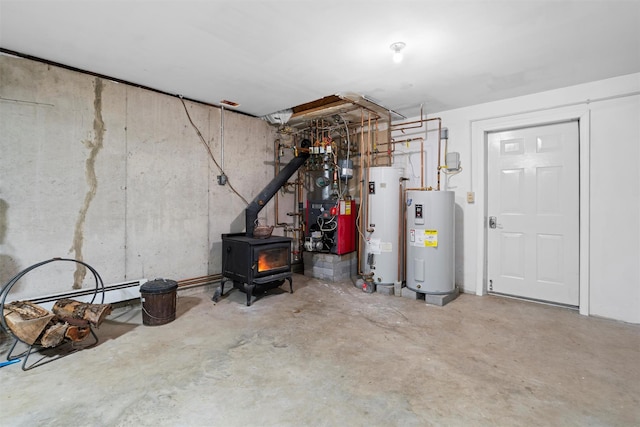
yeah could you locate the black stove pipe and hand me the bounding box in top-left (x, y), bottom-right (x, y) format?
top-left (245, 140), bottom-right (310, 237)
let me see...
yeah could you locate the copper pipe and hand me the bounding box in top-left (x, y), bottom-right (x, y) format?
top-left (386, 136), bottom-right (425, 188)
top-left (421, 137), bottom-right (425, 189)
top-left (389, 104), bottom-right (424, 131)
top-left (405, 187), bottom-right (433, 191)
top-left (397, 180), bottom-right (404, 284)
top-left (387, 111), bottom-right (393, 165)
top-left (274, 138), bottom-right (305, 234)
top-left (390, 117), bottom-right (442, 190)
top-left (436, 118), bottom-right (442, 191)
top-left (274, 138), bottom-right (285, 228)
top-left (388, 136), bottom-right (423, 145)
top-left (365, 111), bottom-right (374, 233)
top-left (357, 108), bottom-right (367, 277)
top-left (177, 274), bottom-right (222, 288)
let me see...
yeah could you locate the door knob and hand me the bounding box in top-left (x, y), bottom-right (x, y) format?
top-left (489, 216), bottom-right (497, 229)
top-left (489, 216), bottom-right (503, 229)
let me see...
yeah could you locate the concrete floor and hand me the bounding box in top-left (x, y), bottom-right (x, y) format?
top-left (1, 274), bottom-right (639, 426)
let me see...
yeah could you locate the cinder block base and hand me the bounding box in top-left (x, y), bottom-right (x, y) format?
top-left (376, 284), bottom-right (394, 296)
top-left (425, 287), bottom-right (460, 307)
top-left (401, 287), bottom-right (425, 300)
top-left (303, 251), bottom-right (358, 282)
top-left (394, 281), bottom-right (403, 297)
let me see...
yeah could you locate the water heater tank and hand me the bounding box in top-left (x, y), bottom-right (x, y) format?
top-left (362, 167), bottom-right (404, 285)
top-left (406, 190), bottom-right (455, 294)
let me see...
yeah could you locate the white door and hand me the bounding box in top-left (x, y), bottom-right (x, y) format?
top-left (487, 121), bottom-right (579, 306)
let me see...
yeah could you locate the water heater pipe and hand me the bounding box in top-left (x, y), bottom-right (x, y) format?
top-left (390, 117), bottom-right (443, 190)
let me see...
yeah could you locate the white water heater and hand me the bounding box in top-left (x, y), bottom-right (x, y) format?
top-left (362, 167), bottom-right (404, 285)
top-left (406, 190), bottom-right (455, 294)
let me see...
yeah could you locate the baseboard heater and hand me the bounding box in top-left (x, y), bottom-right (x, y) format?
top-left (22, 274), bottom-right (223, 311)
top-left (28, 279), bottom-right (148, 311)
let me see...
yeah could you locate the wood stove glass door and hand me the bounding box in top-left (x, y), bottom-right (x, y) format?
top-left (256, 246), bottom-right (289, 273)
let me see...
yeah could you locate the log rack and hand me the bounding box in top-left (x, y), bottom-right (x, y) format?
top-left (0, 258), bottom-right (107, 371)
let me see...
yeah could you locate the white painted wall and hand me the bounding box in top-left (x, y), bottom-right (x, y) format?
top-left (0, 55), bottom-right (280, 301)
top-left (394, 73), bottom-right (640, 324)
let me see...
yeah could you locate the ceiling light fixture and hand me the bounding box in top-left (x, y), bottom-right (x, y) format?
top-left (390, 42), bottom-right (406, 64)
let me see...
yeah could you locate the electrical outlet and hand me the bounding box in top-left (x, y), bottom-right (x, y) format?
top-left (467, 191), bottom-right (475, 204)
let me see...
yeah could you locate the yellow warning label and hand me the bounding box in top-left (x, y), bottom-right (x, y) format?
top-left (340, 200), bottom-right (351, 215)
top-left (424, 230), bottom-right (438, 247)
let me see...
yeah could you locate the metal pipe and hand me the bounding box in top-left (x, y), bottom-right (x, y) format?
top-left (357, 109), bottom-right (367, 277)
top-left (389, 104), bottom-right (424, 131)
top-left (246, 140), bottom-right (310, 237)
top-left (420, 137), bottom-right (425, 189)
top-left (220, 105), bottom-right (225, 171)
top-left (397, 180), bottom-right (404, 284)
top-left (388, 136), bottom-right (424, 145)
top-left (273, 139), bottom-right (293, 229)
top-left (297, 170), bottom-right (304, 241)
top-left (365, 111), bottom-right (374, 233)
top-left (436, 118), bottom-right (442, 191)
top-left (177, 274), bottom-right (222, 288)
top-left (390, 117), bottom-right (442, 190)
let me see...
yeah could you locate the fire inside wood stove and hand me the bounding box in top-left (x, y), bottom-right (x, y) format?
top-left (257, 247), bottom-right (289, 273)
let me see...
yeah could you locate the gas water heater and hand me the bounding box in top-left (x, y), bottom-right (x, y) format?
top-left (406, 190), bottom-right (455, 294)
top-left (362, 167), bottom-right (404, 285)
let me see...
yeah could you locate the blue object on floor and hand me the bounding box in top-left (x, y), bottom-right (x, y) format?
top-left (0, 359), bottom-right (20, 368)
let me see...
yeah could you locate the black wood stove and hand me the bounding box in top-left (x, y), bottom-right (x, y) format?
top-left (219, 233), bottom-right (293, 306)
top-left (215, 141), bottom-right (310, 306)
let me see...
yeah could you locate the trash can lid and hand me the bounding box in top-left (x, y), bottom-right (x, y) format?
top-left (140, 278), bottom-right (178, 294)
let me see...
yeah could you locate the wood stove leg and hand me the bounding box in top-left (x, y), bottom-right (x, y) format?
top-left (245, 284), bottom-right (255, 306)
top-left (213, 279), bottom-right (229, 302)
top-left (286, 276), bottom-right (293, 293)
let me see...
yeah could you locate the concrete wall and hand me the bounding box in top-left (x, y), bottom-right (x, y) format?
top-left (393, 73), bottom-right (640, 324)
top-left (0, 54), bottom-right (279, 300)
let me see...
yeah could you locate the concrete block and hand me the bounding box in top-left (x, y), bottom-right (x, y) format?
top-left (401, 287), bottom-right (425, 300)
top-left (303, 252), bottom-right (360, 281)
top-left (425, 288), bottom-right (460, 307)
top-left (376, 284), bottom-right (394, 296)
top-left (394, 281), bottom-right (403, 297)
top-left (312, 266), bottom-right (329, 278)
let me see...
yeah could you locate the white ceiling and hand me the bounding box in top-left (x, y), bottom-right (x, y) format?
top-left (1, 0), bottom-right (639, 119)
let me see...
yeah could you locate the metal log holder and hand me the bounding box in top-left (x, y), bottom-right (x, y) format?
top-left (0, 258), bottom-right (106, 371)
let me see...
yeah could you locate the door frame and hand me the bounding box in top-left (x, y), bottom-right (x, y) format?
top-left (471, 105), bottom-right (590, 315)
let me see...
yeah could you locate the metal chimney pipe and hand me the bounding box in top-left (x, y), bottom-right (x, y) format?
top-left (245, 140), bottom-right (310, 237)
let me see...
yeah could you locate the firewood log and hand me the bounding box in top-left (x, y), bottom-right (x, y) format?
top-left (52, 299), bottom-right (112, 327)
top-left (40, 322), bottom-right (68, 348)
top-left (64, 325), bottom-right (91, 342)
top-left (3, 301), bottom-right (54, 345)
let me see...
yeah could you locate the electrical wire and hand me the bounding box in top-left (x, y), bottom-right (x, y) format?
top-left (443, 166), bottom-right (463, 189)
top-left (318, 215), bottom-right (337, 232)
top-left (179, 96), bottom-right (249, 206)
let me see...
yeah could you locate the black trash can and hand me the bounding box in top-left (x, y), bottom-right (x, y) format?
top-left (140, 278), bottom-right (178, 326)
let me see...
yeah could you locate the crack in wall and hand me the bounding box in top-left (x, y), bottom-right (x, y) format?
top-left (69, 78), bottom-right (105, 288)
